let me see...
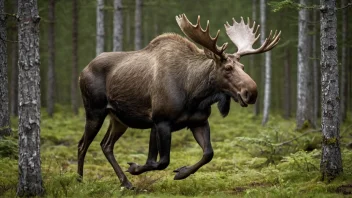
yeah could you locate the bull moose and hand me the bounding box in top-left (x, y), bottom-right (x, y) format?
top-left (78, 14), bottom-right (280, 189)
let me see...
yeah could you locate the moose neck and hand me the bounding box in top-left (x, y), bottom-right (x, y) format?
top-left (185, 56), bottom-right (227, 113)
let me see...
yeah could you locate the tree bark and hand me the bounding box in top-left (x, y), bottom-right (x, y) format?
top-left (113, 0), bottom-right (123, 51)
top-left (261, 0), bottom-right (271, 126)
top-left (71, 0), bottom-right (79, 115)
top-left (320, 0), bottom-right (343, 181)
top-left (47, 0), bottom-right (56, 117)
top-left (10, 0), bottom-right (18, 117)
top-left (96, 0), bottom-right (104, 55)
top-left (134, 0), bottom-right (142, 50)
top-left (296, 0), bottom-right (313, 130)
top-left (296, 0), bottom-right (315, 130)
top-left (283, 49), bottom-right (291, 119)
top-left (340, 0), bottom-right (347, 121)
top-left (17, 0), bottom-right (44, 196)
top-left (0, 0), bottom-right (11, 137)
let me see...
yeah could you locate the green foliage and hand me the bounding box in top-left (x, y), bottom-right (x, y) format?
top-left (268, 0), bottom-right (301, 12)
top-left (0, 136), bottom-right (18, 159)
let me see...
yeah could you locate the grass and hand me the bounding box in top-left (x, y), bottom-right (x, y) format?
top-left (1, 104), bottom-right (352, 197)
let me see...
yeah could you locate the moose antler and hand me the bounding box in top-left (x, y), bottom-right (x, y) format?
top-left (225, 17), bottom-right (281, 57)
top-left (176, 14), bottom-right (228, 58)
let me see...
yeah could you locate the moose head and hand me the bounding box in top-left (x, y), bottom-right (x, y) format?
top-left (176, 14), bottom-right (281, 107)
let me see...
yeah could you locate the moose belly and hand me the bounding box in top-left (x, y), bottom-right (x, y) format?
top-left (171, 110), bottom-right (211, 131)
top-left (107, 101), bottom-right (153, 129)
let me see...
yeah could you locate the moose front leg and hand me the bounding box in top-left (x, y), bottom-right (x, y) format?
top-left (127, 126), bottom-right (160, 175)
top-left (174, 121), bottom-right (213, 180)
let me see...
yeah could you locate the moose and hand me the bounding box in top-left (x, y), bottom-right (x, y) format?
top-left (78, 14), bottom-right (280, 189)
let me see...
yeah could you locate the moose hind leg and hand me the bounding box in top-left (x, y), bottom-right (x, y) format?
top-left (174, 121), bottom-right (214, 180)
top-left (77, 109), bottom-right (107, 181)
top-left (127, 126), bottom-right (159, 175)
top-left (101, 118), bottom-right (133, 189)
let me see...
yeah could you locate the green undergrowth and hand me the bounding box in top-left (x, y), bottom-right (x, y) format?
top-left (1, 104), bottom-right (352, 197)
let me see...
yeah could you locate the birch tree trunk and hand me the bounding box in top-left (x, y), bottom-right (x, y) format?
top-left (71, 0), bottom-right (79, 115)
top-left (10, 0), bottom-right (18, 117)
top-left (0, 0), bottom-right (10, 137)
top-left (47, 0), bottom-right (56, 117)
top-left (296, 0), bottom-right (313, 130)
top-left (134, 0), bottom-right (142, 50)
top-left (340, 0), bottom-right (347, 121)
top-left (17, 0), bottom-right (44, 196)
top-left (113, 0), bottom-right (123, 51)
top-left (96, 0), bottom-right (104, 55)
top-left (261, 0), bottom-right (271, 126)
top-left (320, 0), bottom-right (343, 181)
top-left (252, 0), bottom-right (260, 116)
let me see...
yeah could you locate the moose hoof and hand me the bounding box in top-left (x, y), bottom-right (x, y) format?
top-left (121, 180), bottom-right (135, 190)
top-left (173, 166), bottom-right (193, 180)
top-left (126, 162), bottom-right (142, 175)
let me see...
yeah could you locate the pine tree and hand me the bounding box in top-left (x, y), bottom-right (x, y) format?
top-left (320, 0), bottom-right (343, 181)
top-left (17, 0), bottom-right (44, 196)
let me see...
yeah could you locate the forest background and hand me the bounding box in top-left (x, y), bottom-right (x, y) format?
top-left (3, 0), bottom-right (352, 119)
top-left (1, 0), bottom-right (352, 197)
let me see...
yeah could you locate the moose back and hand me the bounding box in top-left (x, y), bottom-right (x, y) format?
top-left (78, 14), bottom-right (280, 189)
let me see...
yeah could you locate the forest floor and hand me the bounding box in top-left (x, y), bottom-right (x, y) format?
top-left (1, 105), bottom-right (352, 197)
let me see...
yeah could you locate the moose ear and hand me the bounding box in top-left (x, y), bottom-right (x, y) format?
top-left (204, 48), bottom-right (221, 61)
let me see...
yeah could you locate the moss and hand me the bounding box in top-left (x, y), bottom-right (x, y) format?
top-left (0, 106), bottom-right (351, 197)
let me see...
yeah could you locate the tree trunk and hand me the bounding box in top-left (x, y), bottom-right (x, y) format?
top-left (296, 0), bottom-right (313, 130)
top-left (283, 49), bottom-right (291, 119)
top-left (252, 0), bottom-right (260, 116)
top-left (340, 0), bottom-right (347, 121)
top-left (96, 0), bottom-right (104, 55)
top-left (312, 8), bottom-right (320, 126)
top-left (320, 0), bottom-right (343, 181)
top-left (261, 0), bottom-right (271, 126)
top-left (17, 0), bottom-right (44, 196)
top-left (71, 0), bottom-right (79, 115)
top-left (0, 0), bottom-right (11, 137)
top-left (113, 0), bottom-right (123, 51)
top-left (134, 0), bottom-right (142, 50)
top-left (10, 0), bottom-right (18, 117)
top-left (47, 0), bottom-right (56, 117)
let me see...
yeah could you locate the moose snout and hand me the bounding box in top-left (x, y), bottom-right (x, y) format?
top-left (240, 87), bottom-right (257, 104)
